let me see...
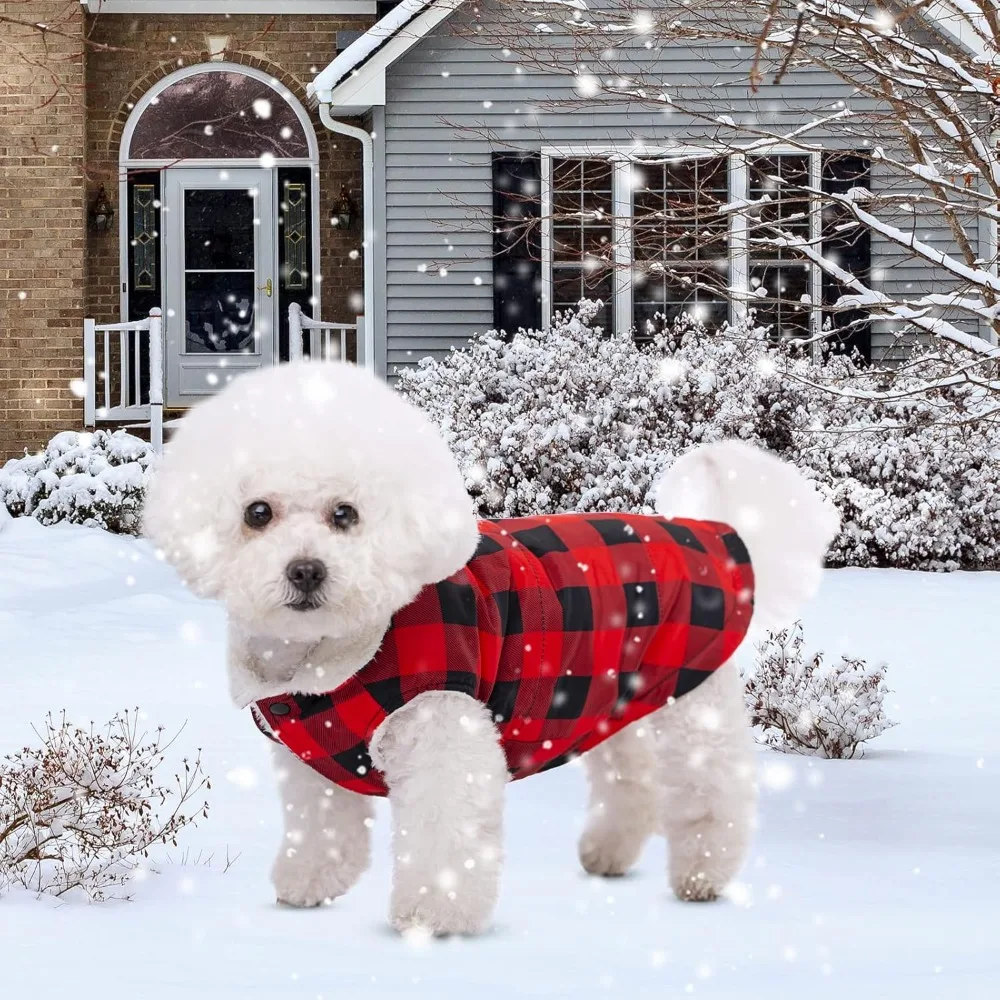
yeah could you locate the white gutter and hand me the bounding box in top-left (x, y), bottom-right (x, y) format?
top-left (310, 0), bottom-right (432, 102)
top-left (318, 104), bottom-right (377, 372)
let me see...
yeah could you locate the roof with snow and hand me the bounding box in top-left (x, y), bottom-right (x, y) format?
top-left (309, 0), bottom-right (467, 108)
top-left (308, 0), bottom-right (996, 111)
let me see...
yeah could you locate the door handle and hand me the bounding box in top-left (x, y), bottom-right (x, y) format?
top-left (258, 278), bottom-right (273, 298)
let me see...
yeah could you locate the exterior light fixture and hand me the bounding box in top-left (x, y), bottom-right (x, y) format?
top-left (331, 184), bottom-right (355, 230)
top-left (88, 185), bottom-right (115, 232)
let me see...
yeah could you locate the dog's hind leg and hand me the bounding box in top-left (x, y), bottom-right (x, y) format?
top-left (656, 661), bottom-right (757, 901)
top-left (370, 690), bottom-right (508, 936)
top-left (270, 745), bottom-right (374, 907)
top-left (578, 721), bottom-right (660, 877)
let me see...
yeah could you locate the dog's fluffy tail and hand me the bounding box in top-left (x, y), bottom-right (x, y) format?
top-left (653, 441), bottom-right (841, 630)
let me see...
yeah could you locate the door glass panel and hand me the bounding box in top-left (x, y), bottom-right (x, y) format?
top-left (184, 272), bottom-right (255, 354)
top-left (183, 187), bottom-right (257, 354)
top-left (184, 189), bottom-right (255, 270)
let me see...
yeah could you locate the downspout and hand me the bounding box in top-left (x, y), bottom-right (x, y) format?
top-left (318, 103), bottom-right (377, 372)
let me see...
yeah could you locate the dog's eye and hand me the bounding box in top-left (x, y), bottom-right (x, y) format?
top-left (330, 503), bottom-right (359, 531)
top-left (244, 501), bottom-right (273, 529)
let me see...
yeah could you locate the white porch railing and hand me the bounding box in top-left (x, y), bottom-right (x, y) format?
top-left (288, 302), bottom-right (362, 363)
top-left (83, 305), bottom-right (357, 455)
top-left (83, 308), bottom-right (164, 453)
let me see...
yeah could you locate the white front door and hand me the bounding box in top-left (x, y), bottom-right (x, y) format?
top-left (164, 167), bottom-right (275, 406)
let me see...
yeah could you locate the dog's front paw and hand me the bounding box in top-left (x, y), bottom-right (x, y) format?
top-left (271, 847), bottom-right (364, 908)
top-left (390, 891), bottom-right (491, 937)
top-left (390, 869), bottom-right (498, 936)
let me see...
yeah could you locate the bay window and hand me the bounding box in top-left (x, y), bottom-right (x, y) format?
top-left (537, 146), bottom-right (870, 354)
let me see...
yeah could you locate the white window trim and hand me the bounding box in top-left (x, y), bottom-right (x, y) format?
top-left (729, 152), bottom-right (749, 327)
top-left (611, 157), bottom-right (632, 339)
top-left (539, 143), bottom-right (831, 341)
top-left (82, 1), bottom-right (376, 14)
top-left (540, 154), bottom-right (553, 331)
top-left (808, 151), bottom-right (825, 360)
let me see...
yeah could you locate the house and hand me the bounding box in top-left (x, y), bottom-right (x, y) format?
top-left (0, 0), bottom-right (988, 459)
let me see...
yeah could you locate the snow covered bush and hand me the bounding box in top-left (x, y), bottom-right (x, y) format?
top-left (0, 712), bottom-right (209, 900)
top-left (398, 301), bottom-right (800, 517)
top-left (0, 430), bottom-right (155, 534)
top-left (397, 304), bottom-right (1000, 570)
top-left (793, 350), bottom-right (1000, 570)
top-left (744, 623), bottom-right (896, 759)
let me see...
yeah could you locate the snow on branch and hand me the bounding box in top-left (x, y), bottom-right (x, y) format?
top-left (476, 0), bottom-right (1000, 348)
top-left (398, 304), bottom-right (1000, 571)
top-left (0, 711), bottom-right (210, 900)
top-left (744, 623), bottom-right (896, 758)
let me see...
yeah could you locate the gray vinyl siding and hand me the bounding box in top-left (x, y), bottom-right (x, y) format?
top-left (381, 3), bottom-right (982, 369)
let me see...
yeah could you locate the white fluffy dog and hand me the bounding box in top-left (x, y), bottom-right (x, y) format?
top-left (143, 360), bottom-right (838, 935)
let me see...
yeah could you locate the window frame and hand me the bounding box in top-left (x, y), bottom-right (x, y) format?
top-left (540, 144), bottom-right (838, 354)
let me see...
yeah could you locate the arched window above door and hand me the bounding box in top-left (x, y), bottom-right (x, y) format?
top-left (126, 67), bottom-right (312, 161)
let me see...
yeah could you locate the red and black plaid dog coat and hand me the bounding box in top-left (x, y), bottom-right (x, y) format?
top-left (254, 513), bottom-right (754, 795)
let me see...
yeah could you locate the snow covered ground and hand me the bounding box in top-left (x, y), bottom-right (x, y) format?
top-left (1, 517), bottom-right (997, 999)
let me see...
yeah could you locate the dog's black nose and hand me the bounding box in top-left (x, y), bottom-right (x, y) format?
top-left (285, 559), bottom-right (327, 594)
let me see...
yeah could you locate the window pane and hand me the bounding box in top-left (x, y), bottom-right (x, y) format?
top-left (553, 264), bottom-right (613, 331)
top-left (552, 224), bottom-right (583, 262)
top-left (748, 154), bottom-right (811, 253)
top-left (129, 71), bottom-right (309, 160)
top-left (131, 182), bottom-right (158, 292)
top-left (281, 180), bottom-right (309, 290)
top-left (745, 154), bottom-right (814, 338)
top-left (635, 269), bottom-right (728, 340)
top-left (582, 224), bottom-right (613, 256)
top-left (630, 155), bottom-right (729, 332)
top-left (749, 263), bottom-right (811, 339)
top-left (182, 187), bottom-right (258, 354)
top-left (184, 189), bottom-right (255, 270)
top-left (185, 272), bottom-right (256, 353)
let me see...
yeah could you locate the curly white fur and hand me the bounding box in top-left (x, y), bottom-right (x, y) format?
top-left (144, 361), bottom-right (833, 936)
top-left (654, 440), bottom-right (841, 630)
top-left (270, 744), bottom-right (374, 908)
top-left (578, 663), bottom-right (755, 899)
top-left (370, 691), bottom-right (508, 934)
top-left (142, 361), bottom-right (480, 657)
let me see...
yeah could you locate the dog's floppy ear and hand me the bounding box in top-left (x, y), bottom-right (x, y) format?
top-left (400, 483), bottom-right (480, 588)
top-left (142, 414), bottom-right (236, 596)
top-left (385, 416), bottom-right (480, 588)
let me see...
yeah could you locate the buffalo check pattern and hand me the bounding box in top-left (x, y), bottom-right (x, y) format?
top-left (254, 513), bottom-right (755, 796)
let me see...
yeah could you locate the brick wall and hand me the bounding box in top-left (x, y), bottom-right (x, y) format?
top-left (0, 1), bottom-right (87, 460)
top-left (85, 13), bottom-right (370, 331)
top-left (0, 8), bottom-right (371, 460)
